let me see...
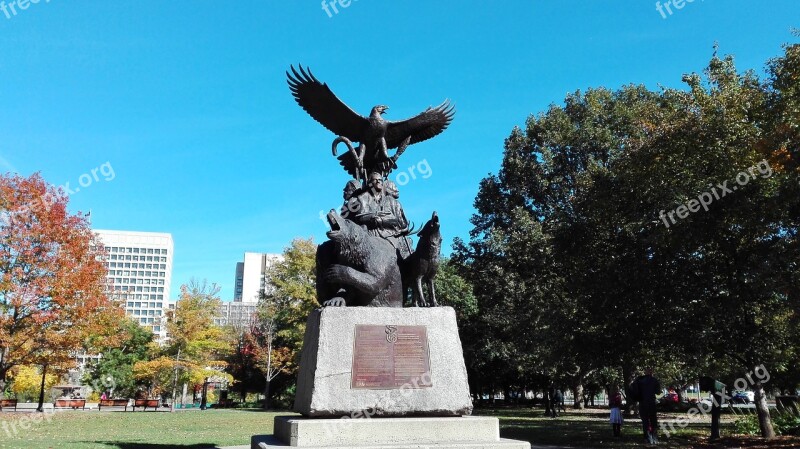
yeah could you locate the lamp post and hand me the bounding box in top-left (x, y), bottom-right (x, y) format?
top-left (200, 377), bottom-right (209, 410)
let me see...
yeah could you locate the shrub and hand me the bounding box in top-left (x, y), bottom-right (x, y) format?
top-left (774, 411), bottom-right (800, 436)
top-left (733, 414), bottom-right (760, 436)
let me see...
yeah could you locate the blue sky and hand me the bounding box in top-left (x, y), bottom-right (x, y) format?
top-left (1, 0), bottom-right (797, 301)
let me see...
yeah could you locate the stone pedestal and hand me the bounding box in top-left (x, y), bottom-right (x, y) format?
top-left (252, 307), bottom-right (530, 449)
top-left (293, 307), bottom-right (472, 417)
top-left (251, 416), bottom-right (530, 449)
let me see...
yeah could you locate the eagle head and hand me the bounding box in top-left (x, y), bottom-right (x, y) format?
top-left (370, 105), bottom-right (389, 117)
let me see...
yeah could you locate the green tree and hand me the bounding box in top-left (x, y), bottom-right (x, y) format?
top-left (433, 258), bottom-right (478, 323)
top-left (161, 280), bottom-right (232, 405)
top-left (265, 238), bottom-right (318, 362)
top-left (458, 42), bottom-right (800, 437)
top-left (83, 318), bottom-right (155, 398)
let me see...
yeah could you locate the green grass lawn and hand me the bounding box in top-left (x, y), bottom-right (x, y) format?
top-left (0, 409), bottom-right (285, 449)
top-left (0, 407), bottom-right (796, 449)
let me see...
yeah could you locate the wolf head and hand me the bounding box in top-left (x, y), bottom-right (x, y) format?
top-left (417, 211), bottom-right (441, 243)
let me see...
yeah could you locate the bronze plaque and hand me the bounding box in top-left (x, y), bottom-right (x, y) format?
top-left (351, 325), bottom-right (432, 389)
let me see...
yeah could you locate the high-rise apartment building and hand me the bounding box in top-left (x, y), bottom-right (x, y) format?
top-left (95, 229), bottom-right (174, 343)
top-left (233, 252), bottom-right (282, 303)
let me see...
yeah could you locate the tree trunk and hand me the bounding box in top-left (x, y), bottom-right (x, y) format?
top-left (262, 379), bottom-right (271, 410)
top-left (170, 350), bottom-right (180, 412)
top-left (676, 386), bottom-right (687, 403)
top-left (573, 383), bottom-right (585, 409)
top-left (36, 364), bottom-right (47, 412)
top-left (622, 364), bottom-right (636, 417)
top-left (753, 380), bottom-right (775, 439)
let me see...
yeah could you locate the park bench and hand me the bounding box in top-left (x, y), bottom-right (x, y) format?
top-left (98, 399), bottom-right (130, 411)
top-left (132, 399), bottom-right (160, 411)
top-left (54, 399), bottom-right (86, 410)
top-left (0, 399), bottom-right (17, 411)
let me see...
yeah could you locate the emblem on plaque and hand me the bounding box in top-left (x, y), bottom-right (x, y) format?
top-left (385, 325), bottom-right (398, 343)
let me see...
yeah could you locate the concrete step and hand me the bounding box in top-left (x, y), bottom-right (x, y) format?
top-left (250, 415), bottom-right (530, 449)
top-left (275, 416), bottom-right (502, 447)
top-left (251, 435), bottom-right (531, 449)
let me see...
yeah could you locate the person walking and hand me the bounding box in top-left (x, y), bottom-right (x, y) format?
top-left (634, 367), bottom-right (661, 444)
top-left (609, 386), bottom-right (623, 437)
top-left (551, 387), bottom-right (564, 418)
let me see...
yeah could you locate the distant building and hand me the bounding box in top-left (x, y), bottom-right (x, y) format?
top-left (233, 252), bottom-right (282, 303)
top-left (95, 229), bottom-right (174, 343)
top-left (214, 302), bottom-right (258, 328)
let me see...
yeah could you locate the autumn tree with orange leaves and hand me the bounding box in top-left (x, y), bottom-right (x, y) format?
top-left (0, 173), bottom-right (123, 396)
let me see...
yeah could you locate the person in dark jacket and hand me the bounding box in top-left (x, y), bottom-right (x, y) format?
top-left (551, 388), bottom-right (564, 418)
top-left (634, 367), bottom-right (661, 444)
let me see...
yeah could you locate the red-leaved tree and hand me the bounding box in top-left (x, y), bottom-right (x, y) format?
top-left (0, 172), bottom-right (123, 394)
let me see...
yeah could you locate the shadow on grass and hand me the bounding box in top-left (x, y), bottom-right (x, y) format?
top-left (475, 408), bottom-right (700, 448)
top-left (225, 408), bottom-right (292, 413)
top-left (94, 442), bottom-right (223, 449)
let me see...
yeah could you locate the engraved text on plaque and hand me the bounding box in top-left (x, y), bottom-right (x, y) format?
top-left (351, 325), bottom-right (432, 389)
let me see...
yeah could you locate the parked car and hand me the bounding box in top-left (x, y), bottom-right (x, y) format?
top-left (731, 391), bottom-right (755, 404)
top-left (699, 396), bottom-right (716, 407)
top-left (659, 392), bottom-right (679, 403)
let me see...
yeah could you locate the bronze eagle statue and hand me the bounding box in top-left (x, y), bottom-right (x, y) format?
top-left (287, 65), bottom-right (455, 181)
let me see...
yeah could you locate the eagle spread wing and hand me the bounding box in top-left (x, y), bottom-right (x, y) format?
top-left (384, 100), bottom-right (455, 149)
top-left (286, 65), bottom-right (367, 141)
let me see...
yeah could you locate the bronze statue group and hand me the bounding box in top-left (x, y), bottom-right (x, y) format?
top-left (288, 65), bottom-right (448, 309)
